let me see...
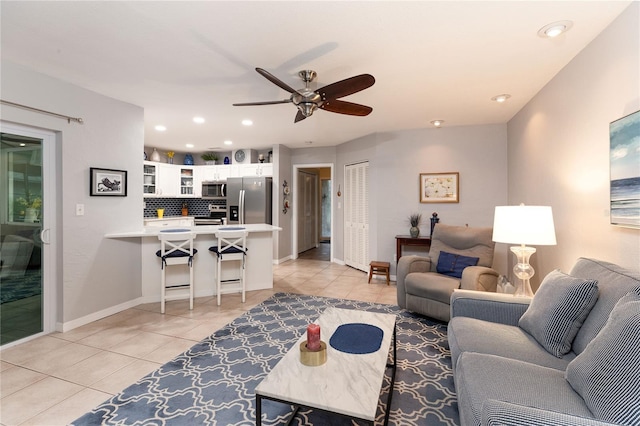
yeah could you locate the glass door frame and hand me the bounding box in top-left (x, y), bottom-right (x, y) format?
top-left (1, 121), bottom-right (57, 348)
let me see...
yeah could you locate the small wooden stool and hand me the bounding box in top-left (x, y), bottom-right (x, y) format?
top-left (369, 261), bottom-right (390, 285)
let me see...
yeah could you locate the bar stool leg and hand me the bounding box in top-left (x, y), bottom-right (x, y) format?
top-left (241, 256), bottom-right (246, 303)
top-left (217, 257), bottom-right (222, 306)
top-left (160, 265), bottom-right (166, 314)
top-left (189, 261), bottom-right (194, 310)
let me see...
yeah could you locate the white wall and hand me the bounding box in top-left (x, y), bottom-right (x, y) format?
top-left (287, 124), bottom-right (509, 275)
top-left (273, 144), bottom-right (292, 262)
top-left (1, 61), bottom-right (144, 326)
top-left (507, 2), bottom-right (639, 288)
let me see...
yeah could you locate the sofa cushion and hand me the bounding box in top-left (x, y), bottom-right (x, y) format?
top-left (455, 352), bottom-right (593, 426)
top-left (519, 270), bottom-right (598, 357)
top-left (448, 316), bottom-right (575, 372)
top-left (436, 251), bottom-right (479, 279)
top-left (428, 224), bottom-right (495, 272)
top-left (570, 258), bottom-right (640, 355)
top-left (405, 272), bottom-right (460, 304)
top-left (565, 286), bottom-right (640, 425)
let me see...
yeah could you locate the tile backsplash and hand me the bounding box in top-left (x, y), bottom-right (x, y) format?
top-left (144, 198), bottom-right (226, 218)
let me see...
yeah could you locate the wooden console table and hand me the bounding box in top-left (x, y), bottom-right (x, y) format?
top-left (395, 235), bottom-right (431, 263)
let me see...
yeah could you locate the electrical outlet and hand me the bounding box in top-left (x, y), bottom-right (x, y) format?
top-left (76, 204), bottom-right (85, 216)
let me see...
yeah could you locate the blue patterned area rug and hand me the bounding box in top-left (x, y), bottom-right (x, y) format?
top-left (72, 293), bottom-right (458, 425)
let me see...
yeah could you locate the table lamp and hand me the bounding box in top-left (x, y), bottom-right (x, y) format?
top-left (492, 204), bottom-right (557, 297)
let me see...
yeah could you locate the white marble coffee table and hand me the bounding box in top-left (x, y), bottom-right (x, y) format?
top-left (255, 307), bottom-right (397, 425)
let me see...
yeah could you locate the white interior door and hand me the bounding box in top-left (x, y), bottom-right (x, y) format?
top-left (344, 162), bottom-right (369, 272)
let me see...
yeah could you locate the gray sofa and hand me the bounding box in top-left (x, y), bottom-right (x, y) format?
top-left (448, 257), bottom-right (640, 426)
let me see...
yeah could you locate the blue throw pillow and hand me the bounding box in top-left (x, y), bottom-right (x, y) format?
top-left (436, 251), bottom-right (479, 279)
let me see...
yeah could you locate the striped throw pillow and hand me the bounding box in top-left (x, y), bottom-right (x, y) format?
top-left (519, 270), bottom-right (598, 357)
top-left (565, 287), bottom-right (640, 425)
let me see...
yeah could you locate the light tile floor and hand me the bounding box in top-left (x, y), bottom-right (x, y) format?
top-left (0, 257), bottom-right (397, 426)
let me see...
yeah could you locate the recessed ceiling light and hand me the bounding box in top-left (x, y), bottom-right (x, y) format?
top-left (19, 143), bottom-right (26, 146)
top-left (185, 143), bottom-right (194, 148)
top-left (154, 125), bottom-right (167, 131)
top-left (430, 120), bottom-right (444, 127)
top-left (242, 119), bottom-right (253, 126)
top-left (537, 20), bottom-right (573, 38)
top-left (491, 94), bottom-right (511, 103)
top-left (224, 140), bottom-right (233, 146)
top-left (193, 116), bottom-right (205, 124)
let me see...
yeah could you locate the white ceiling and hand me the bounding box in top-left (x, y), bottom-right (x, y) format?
top-left (1, 1), bottom-right (631, 152)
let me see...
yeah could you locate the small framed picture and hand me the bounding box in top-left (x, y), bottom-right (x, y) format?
top-left (420, 172), bottom-right (459, 203)
top-left (90, 167), bottom-right (128, 196)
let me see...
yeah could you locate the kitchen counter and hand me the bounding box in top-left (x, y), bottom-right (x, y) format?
top-left (105, 224), bottom-right (281, 303)
top-left (106, 223), bottom-right (280, 238)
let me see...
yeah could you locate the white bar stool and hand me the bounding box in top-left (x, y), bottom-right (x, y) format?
top-left (209, 228), bottom-right (248, 306)
top-left (156, 229), bottom-right (197, 314)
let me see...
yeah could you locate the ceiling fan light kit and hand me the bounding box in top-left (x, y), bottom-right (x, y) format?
top-left (233, 67), bottom-right (375, 123)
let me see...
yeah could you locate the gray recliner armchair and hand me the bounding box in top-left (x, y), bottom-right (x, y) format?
top-left (396, 224), bottom-right (498, 322)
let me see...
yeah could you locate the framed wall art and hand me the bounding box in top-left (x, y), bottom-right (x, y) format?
top-left (420, 172), bottom-right (459, 203)
top-left (90, 167), bottom-right (128, 196)
top-left (610, 110), bottom-right (639, 228)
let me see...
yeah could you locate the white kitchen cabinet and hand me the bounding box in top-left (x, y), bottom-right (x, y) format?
top-left (156, 163), bottom-right (179, 197)
top-left (143, 161), bottom-right (178, 197)
top-left (237, 163), bottom-right (272, 177)
top-left (145, 162), bottom-right (274, 198)
top-left (178, 167), bottom-right (195, 197)
top-left (199, 165), bottom-right (231, 182)
top-left (143, 162), bottom-right (158, 197)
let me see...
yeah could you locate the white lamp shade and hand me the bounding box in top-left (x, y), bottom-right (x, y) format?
top-left (493, 205), bottom-right (557, 246)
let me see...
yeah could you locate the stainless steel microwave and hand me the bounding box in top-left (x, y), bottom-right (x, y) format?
top-left (201, 181), bottom-right (226, 199)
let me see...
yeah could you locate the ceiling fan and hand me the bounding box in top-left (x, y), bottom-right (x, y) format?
top-left (233, 68), bottom-right (375, 123)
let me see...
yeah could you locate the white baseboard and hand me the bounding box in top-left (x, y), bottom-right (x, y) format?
top-left (57, 297), bottom-right (143, 332)
top-left (275, 255), bottom-right (292, 264)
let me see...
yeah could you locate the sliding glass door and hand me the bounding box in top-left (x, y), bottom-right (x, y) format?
top-left (1, 125), bottom-right (55, 346)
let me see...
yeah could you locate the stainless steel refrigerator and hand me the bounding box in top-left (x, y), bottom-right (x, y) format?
top-left (226, 176), bottom-right (272, 225)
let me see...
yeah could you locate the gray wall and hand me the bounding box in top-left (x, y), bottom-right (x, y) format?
top-left (273, 144), bottom-right (292, 262)
top-left (289, 124), bottom-right (509, 275)
top-left (1, 61), bottom-right (144, 325)
top-left (507, 2), bottom-right (639, 289)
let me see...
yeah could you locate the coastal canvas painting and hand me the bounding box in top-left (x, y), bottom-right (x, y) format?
top-left (610, 110), bottom-right (640, 228)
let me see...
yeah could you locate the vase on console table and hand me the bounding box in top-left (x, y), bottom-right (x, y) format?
top-left (409, 213), bottom-right (421, 238)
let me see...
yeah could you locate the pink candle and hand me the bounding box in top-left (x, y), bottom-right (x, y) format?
top-left (306, 324), bottom-right (321, 351)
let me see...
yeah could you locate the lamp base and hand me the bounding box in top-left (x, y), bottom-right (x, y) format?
top-left (510, 245), bottom-right (536, 298)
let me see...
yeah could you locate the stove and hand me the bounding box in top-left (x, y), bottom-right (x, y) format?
top-left (194, 205), bottom-right (227, 226)
top-left (194, 217), bottom-right (223, 225)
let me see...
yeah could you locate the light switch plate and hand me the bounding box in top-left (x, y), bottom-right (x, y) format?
top-left (76, 204), bottom-right (85, 216)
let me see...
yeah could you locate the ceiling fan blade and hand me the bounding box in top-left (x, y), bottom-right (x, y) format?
top-left (233, 100), bottom-right (291, 106)
top-left (255, 68), bottom-right (299, 94)
top-left (320, 99), bottom-right (372, 116)
top-left (317, 74), bottom-right (375, 100)
top-left (294, 110), bottom-right (307, 123)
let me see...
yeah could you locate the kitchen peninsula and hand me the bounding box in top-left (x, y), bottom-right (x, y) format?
top-left (106, 223), bottom-right (281, 303)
